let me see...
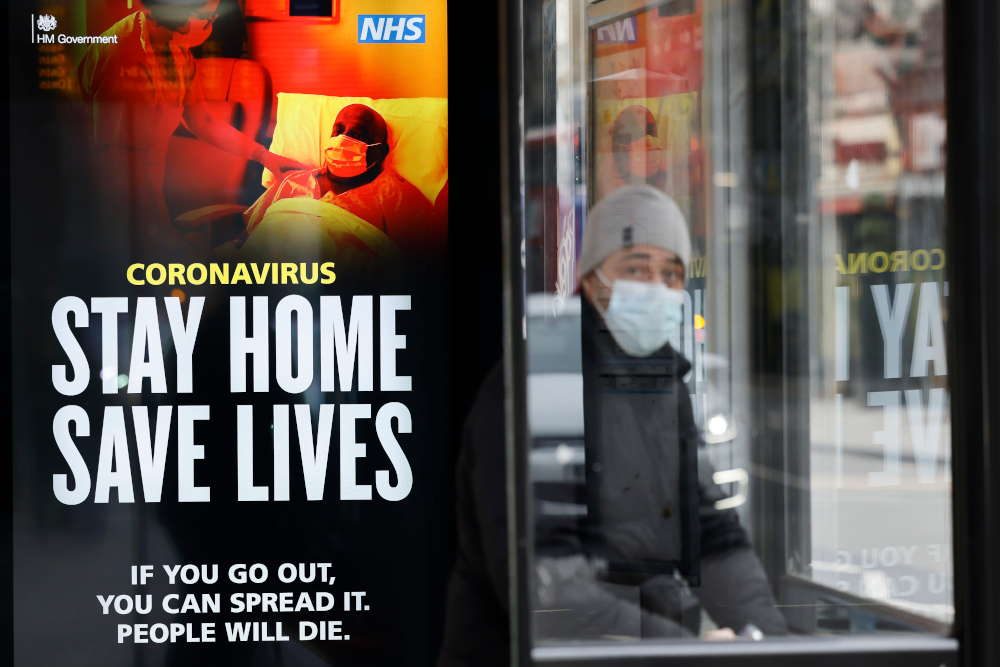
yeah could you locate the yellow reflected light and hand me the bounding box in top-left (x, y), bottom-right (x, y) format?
top-left (694, 314), bottom-right (706, 330)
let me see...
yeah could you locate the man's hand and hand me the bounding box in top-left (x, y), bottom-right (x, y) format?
top-left (260, 150), bottom-right (308, 176)
top-left (702, 627), bottom-right (737, 641)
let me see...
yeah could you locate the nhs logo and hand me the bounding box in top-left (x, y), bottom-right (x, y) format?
top-left (358, 15), bottom-right (425, 43)
top-left (595, 17), bottom-right (637, 44)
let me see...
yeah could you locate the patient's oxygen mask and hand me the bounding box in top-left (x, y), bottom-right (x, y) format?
top-left (325, 135), bottom-right (382, 178)
top-left (619, 134), bottom-right (664, 179)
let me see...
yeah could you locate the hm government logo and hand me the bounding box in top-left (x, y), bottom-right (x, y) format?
top-left (36, 14), bottom-right (57, 32)
top-left (32, 13), bottom-right (118, 45)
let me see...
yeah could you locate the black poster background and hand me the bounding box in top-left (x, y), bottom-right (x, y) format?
top-left (6, 1), bottom-right (504, 665)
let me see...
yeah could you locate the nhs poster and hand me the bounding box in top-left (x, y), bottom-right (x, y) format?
top-left (10, 1), bottom-right (450, 664)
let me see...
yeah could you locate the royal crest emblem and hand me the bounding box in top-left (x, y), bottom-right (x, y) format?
top-left (37, 14), bottom-right (57, 32)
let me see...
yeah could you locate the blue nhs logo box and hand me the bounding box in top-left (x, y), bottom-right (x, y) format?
top-left (358, 15), bottom-right (425, 43)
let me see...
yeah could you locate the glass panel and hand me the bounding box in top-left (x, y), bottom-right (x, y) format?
top-left (519, 0), bottom-right (950, 647)
top-left (805, 0), bottom-right (951, 629)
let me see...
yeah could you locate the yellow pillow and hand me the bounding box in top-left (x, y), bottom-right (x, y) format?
top-left (265, 93), bottom-right (449, 206)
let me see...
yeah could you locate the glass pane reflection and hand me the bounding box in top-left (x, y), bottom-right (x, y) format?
top-left (520, 0), bottom-right (950, 646)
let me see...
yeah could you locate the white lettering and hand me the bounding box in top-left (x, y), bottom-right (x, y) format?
top-left (94, 407), bottom-right (135, 503)
top-left (297, 404), bottom-right (335, 501)
top-left (230, 297), bottom-right (269, 392)
top-left (911, 281), bottom-right (947, 377)
top-left (871, 283), bottom-right (913, 379)
top-left (127, 298), bottom-right (167, 393)
top-left (340, 404), bottom-right (372, 500)
top-left (132, 406), bottom-right (172, 502)
top-left (275, 295), bottom-right (313, 394)
top-left (178, 406), bottom-right (210, 502)
top-left (360, 17), bottom-right (385, 41)
top-left (379, 296), bottom-right (411, 391)
top-left (868, 391), bottom-right (901, 487)
top-left (51, 297), bottom-right (90, 396)
top-left (905, 388), bottom-right (948, 483)
top-left (320, 296), bottom-right (373, 392)
top-left (375, 403), bottom-right (412, 501)
top-left (53, 405), bottom-right (91, 505)
top-left (165, 296), bottom-right (204, 393)
top-left (237, 405), bottom-right (268, 501)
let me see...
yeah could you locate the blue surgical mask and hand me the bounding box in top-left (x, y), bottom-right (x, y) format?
top-left (596, 268), bottom-right (684, 357)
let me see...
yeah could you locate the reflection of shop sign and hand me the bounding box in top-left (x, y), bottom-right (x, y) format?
top-left (357, 15), bottom-right (425, 43)
top-left (595, 17), bottom-right (638, 44)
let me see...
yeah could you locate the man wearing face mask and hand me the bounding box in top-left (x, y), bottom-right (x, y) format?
top-left (240, 103), bottom-right (441, 253)
top-left (548, 184), bottom-right (788, 639)
top-left (439, 185), bottom-right (785, 666)
top-left (78, 0), bottom-right (305, 254)
top-left (527, 186), bottom-right (788, 641)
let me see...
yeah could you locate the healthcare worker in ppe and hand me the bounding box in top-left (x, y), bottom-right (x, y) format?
top-left (78, 0), bottom-right (305, 255)
top-left (439, 185), bottom-right (786, 666)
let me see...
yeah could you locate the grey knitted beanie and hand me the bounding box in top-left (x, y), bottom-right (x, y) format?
top-left (578, 185), bottom-right (691, 279)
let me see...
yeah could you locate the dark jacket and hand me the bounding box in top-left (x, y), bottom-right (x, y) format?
top-left (439, 339), bottom-right (786, 665)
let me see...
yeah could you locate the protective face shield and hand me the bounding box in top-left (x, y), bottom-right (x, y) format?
top-left (621, 135), bottom-right (663, 179)
top-left (325, 135), bottom-right (382, 178)
top-left (596, 268), bottom-right (684, 357)
top-left (172, 17), bottom-right (214, 47)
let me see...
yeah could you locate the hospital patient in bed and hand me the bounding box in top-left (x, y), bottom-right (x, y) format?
top-left (237, 103), bottom-right (442, 262)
